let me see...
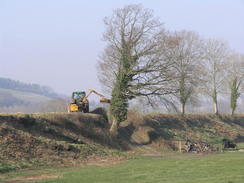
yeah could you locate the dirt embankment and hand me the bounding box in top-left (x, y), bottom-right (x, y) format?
top-left (1, 110), bottom-right (244, 172)
top-left (120, 113), bottom-right (244, 152)
top-left (0, 111), bottom-right (125, 172)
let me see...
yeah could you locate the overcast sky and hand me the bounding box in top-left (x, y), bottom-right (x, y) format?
top-left (0, 0), bottom-right (244, 95)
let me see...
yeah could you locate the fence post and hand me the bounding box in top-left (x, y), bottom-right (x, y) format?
top-left (179, 141), bottom-right (182, 153)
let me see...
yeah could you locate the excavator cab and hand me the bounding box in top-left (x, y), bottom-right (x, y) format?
top-left (69, 91), bottom-right (89, 113)
top-left (72, 91), bottom-right (86, 101)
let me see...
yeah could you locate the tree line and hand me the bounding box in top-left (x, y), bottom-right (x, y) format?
top-left (0, 77), bottom-right (59, 98)
top-left (98, 4), bottom-right (244, 134)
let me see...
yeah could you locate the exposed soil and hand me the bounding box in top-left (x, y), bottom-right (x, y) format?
top-left (1, 110), bottom-right (244, 173)
top-left (0, 112), bottom-right (125, 171)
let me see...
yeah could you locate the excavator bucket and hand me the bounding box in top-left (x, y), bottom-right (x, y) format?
top-left (100, 97), bottom-right (111, 103)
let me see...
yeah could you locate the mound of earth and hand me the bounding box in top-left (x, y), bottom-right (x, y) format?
top-left (1, 110), bottom-right (244, 172)
top-left (0, 112), bottom-right (125, 172)
top-left (119, 113), bottom-right (244, 153)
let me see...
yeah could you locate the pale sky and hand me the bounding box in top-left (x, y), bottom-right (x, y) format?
top-left (0, 0), bottom-right (244, 95)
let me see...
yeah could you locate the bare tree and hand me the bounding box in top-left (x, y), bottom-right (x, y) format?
top-left (165, 31), bottom-right (204, 115)
top-left (202, 39), bottom-right (230, 114)
top-left (98, 4), bottom-right (176, 134)
top-left (226, 54), bottom-right (244, 115)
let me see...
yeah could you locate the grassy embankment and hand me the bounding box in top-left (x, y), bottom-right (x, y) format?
top-left (120, 112), bottom-right (244, 153)
top-left (1, 111), bottom-right (244, 178)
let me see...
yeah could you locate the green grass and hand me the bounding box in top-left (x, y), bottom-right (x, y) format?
top-left (237, 143), bottom-right (244, 149)
top-left (0, 160), bottom-right (47, 174)
top-left (2, 152), bottom-right (244, 183)
top-left (0, 161), bottom-right (26, 173)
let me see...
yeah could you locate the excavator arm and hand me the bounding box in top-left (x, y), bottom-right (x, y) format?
top-left (82, 89), bottom-right (111, 103)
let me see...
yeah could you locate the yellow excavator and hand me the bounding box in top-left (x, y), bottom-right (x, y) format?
top-left (68, 89), bottom-right (110, 113)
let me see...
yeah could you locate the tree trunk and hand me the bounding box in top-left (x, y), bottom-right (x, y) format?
top-left (212, 89), bottom-right (218, 115)
top-left (230, 79), bottom-right (239, 116)
top-left (109, 117), bottom-right (119, 136)
top-left (180, 102), bottom-right (185, 116)
top-left (214, 101), bottom-right (218, 115)
top-left (230, 95), bottom-right (237, 116)
top-left (109, 78), bottom-right (128, 135)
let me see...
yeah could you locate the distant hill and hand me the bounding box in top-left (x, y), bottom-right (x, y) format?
top-left (0, 77), bottom-right (59, 98)
top-left (0, 88), bottom-right (52, 107)
top-left (0, 78), bottom-right (67, 113)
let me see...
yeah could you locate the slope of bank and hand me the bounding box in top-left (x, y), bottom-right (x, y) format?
top-left (0, 112), bottom-right (124, 173)
top-left (1, 111), bottom-right (244, 173)
top-left (122, 113), bottom-right (244, 152)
